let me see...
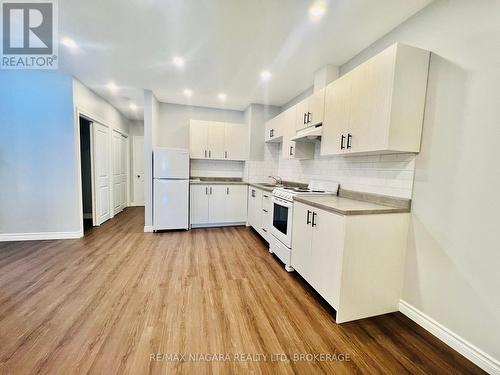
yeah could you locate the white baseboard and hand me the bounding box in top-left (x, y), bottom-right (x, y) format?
top-left (0, 231), bottom-right (83, 242)
top-left (191, 222), bottom-right (246, 229)
top-left (399, 300), bottom-right (500, 374)
top-left (144, 225), bottom-right (153, 233)
top-left (128, 202), bottom-right (145, 207)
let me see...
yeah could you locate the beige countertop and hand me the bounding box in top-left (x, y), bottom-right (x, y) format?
top-left (190, 178), bottom-right (247, 185)
top-left (294, 195), bottom-right (410, 216)
top-left (248, 183), bottom-right (276, 193)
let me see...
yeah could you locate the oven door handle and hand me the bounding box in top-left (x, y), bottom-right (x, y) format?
top-left (272, 196), bottom-right (293, 208)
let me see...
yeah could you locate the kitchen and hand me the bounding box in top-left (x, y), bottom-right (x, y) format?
top-left (0, 0), bottom-right (499, 374)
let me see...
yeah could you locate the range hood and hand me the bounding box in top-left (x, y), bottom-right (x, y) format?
top-left (290, 124), bottom-right (322, 142)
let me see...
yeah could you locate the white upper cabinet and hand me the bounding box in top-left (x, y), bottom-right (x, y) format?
top-left (265, 114), bottom-right (282, 143)
top-left (224, 123), bottom-right (248, 160)
top-left (295, 88), bottom-right (326, 131)
top-left (189, 120), bottom-right (210, 159)
top-left (320, 43), bottom-right (430, 156)
top-left (320, 75), bottom-right (352, 155)
top-left (189, 120), bottom-right (248, 160)
top-left (281, 107), bottom-right (315, 160)
top-left (207, 122), bottom-right (226, 159)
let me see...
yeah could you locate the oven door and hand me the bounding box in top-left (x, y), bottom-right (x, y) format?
top-left (271, 196), bottom-right (293, 248)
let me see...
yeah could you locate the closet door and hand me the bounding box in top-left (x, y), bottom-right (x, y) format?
top-left (91, 122), bottom-right (111, 225)
top-left (120, 135), bottom-right (128, 210)
top-left (112, 130), bottom-right (123, 215)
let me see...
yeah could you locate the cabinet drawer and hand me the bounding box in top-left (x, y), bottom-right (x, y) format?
top-left (261, 192), bottom-right (272, 212)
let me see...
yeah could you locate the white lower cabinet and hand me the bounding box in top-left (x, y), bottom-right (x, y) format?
top-left (224, 185), bottom-right (248, 223)
top-left (291, 201), bottom-right (409, 323)
top-left (190, 184), bottom-right (247, 226)
top-left (247, 186), bottom-right (271, 241)
top-left (207, 185), bottom-right (226, 223)
top-left (190, 185), bottom-right (210, 225)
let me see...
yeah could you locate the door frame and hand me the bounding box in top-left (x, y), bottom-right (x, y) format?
top-left (74, 108), bottom-right (129, 233)
top-left (131, 135), bottom-right (145, 206)
top-left (111, 128), bottom-right (130, 215)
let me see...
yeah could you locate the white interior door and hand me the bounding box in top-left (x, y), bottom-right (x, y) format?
top-left (132, 136), bottom-right (145, 205)
top-left (112, 130), bottom-right (123, 215)
top-left (120, 135), bottom-right (128, 210)
top-left (91, 122), bottom-right (111, 225)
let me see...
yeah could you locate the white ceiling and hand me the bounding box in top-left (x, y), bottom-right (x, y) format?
top-left (59, 0), bottom-right (433, 120)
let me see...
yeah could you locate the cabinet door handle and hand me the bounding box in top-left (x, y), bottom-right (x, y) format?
top-left (303, 113), bottom-right (307, 124)
top-left (289, 146), bottom-right (294, 156)
top-left (251, 189), bottom-right (255, 197)
top-left (270, 129), bottom-right (274, 138)
top-left (263, 209), bottom-right (268, 213)
top-left (210, 186), bottom-right (212, 195)
top-left (209, 150), bottom-right (211, 158)
top-left (340, 134), bottom-right (346, 150)
top-left (307, 112), bottom-right (312, 123)
top-left (224, 151), bottom-right (228, 159)
top-left (262, 228), bottom-right (267, 233)
top-left (204, 150), bottom-right (207, 157)
top-left (312, 212), bottom-right (317, 227)
top-left (347, 133), bottom-right (352, 149)
top-left (306, 210), bottom-right (311, 225)
top-left (226, 187), bottom-right (229, 195)
top-left (205, 187), bottom-right (208, 195)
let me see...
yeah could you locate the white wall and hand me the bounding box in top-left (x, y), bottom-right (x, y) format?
top-left (128, 120), bottom-right (144, 204)
top-left (143, 91), bottom-right (159, 230)
top-left (73, 79), bottom-right (130, 135)
top-left (0, 71), bottom-right (80, 238)
top-left (156, 102), bottom-right (245, 149)
top-left (341, 0), bottom-right (500, 366)
top-left (281, 86), bottom-right (313, 111)
top-left (245, 103), bottom-right (281, 161)
top-left (156, 102), bottom-right (246, 178)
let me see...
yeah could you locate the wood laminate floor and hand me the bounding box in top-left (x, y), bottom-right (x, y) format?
top-left (0, 207), bottom-right (484, 374)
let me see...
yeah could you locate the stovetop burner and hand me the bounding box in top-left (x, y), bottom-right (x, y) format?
top-left (272, 180), bottom-right (339, 202)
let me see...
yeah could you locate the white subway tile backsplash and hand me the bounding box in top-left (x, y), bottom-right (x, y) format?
top-left (245, 141), bottom-right (416, 198)
top-left (191, 159), bottom-right (245, 178)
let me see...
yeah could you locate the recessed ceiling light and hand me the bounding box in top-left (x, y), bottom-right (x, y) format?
top-left (172, 56), bottom-right (185, 68)
top-left (129, 102), bottom-right (137, 111)
top-left (184, 89), bottom-right (193, 97)
top-left (61, 37), bottom-right (78, 50)
top-left (309, 0), bottom-right (327, 21)
top-left (107, 82), bottom-right (118, 93)
top-left (260, 70), bottom-right (272, 81)
top-left (218, 93), bottom-right (227, 101)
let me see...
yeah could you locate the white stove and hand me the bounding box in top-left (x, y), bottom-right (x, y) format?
top-left (272, 186), bottom-right (334, 202)
top-left (270, 180), bottom-right (339, 272)
top-left (272, 180), bottom-right (339, 202)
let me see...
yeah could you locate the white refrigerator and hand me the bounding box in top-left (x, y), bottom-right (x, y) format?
top-left (153, 147), bottom-right (190, 231)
